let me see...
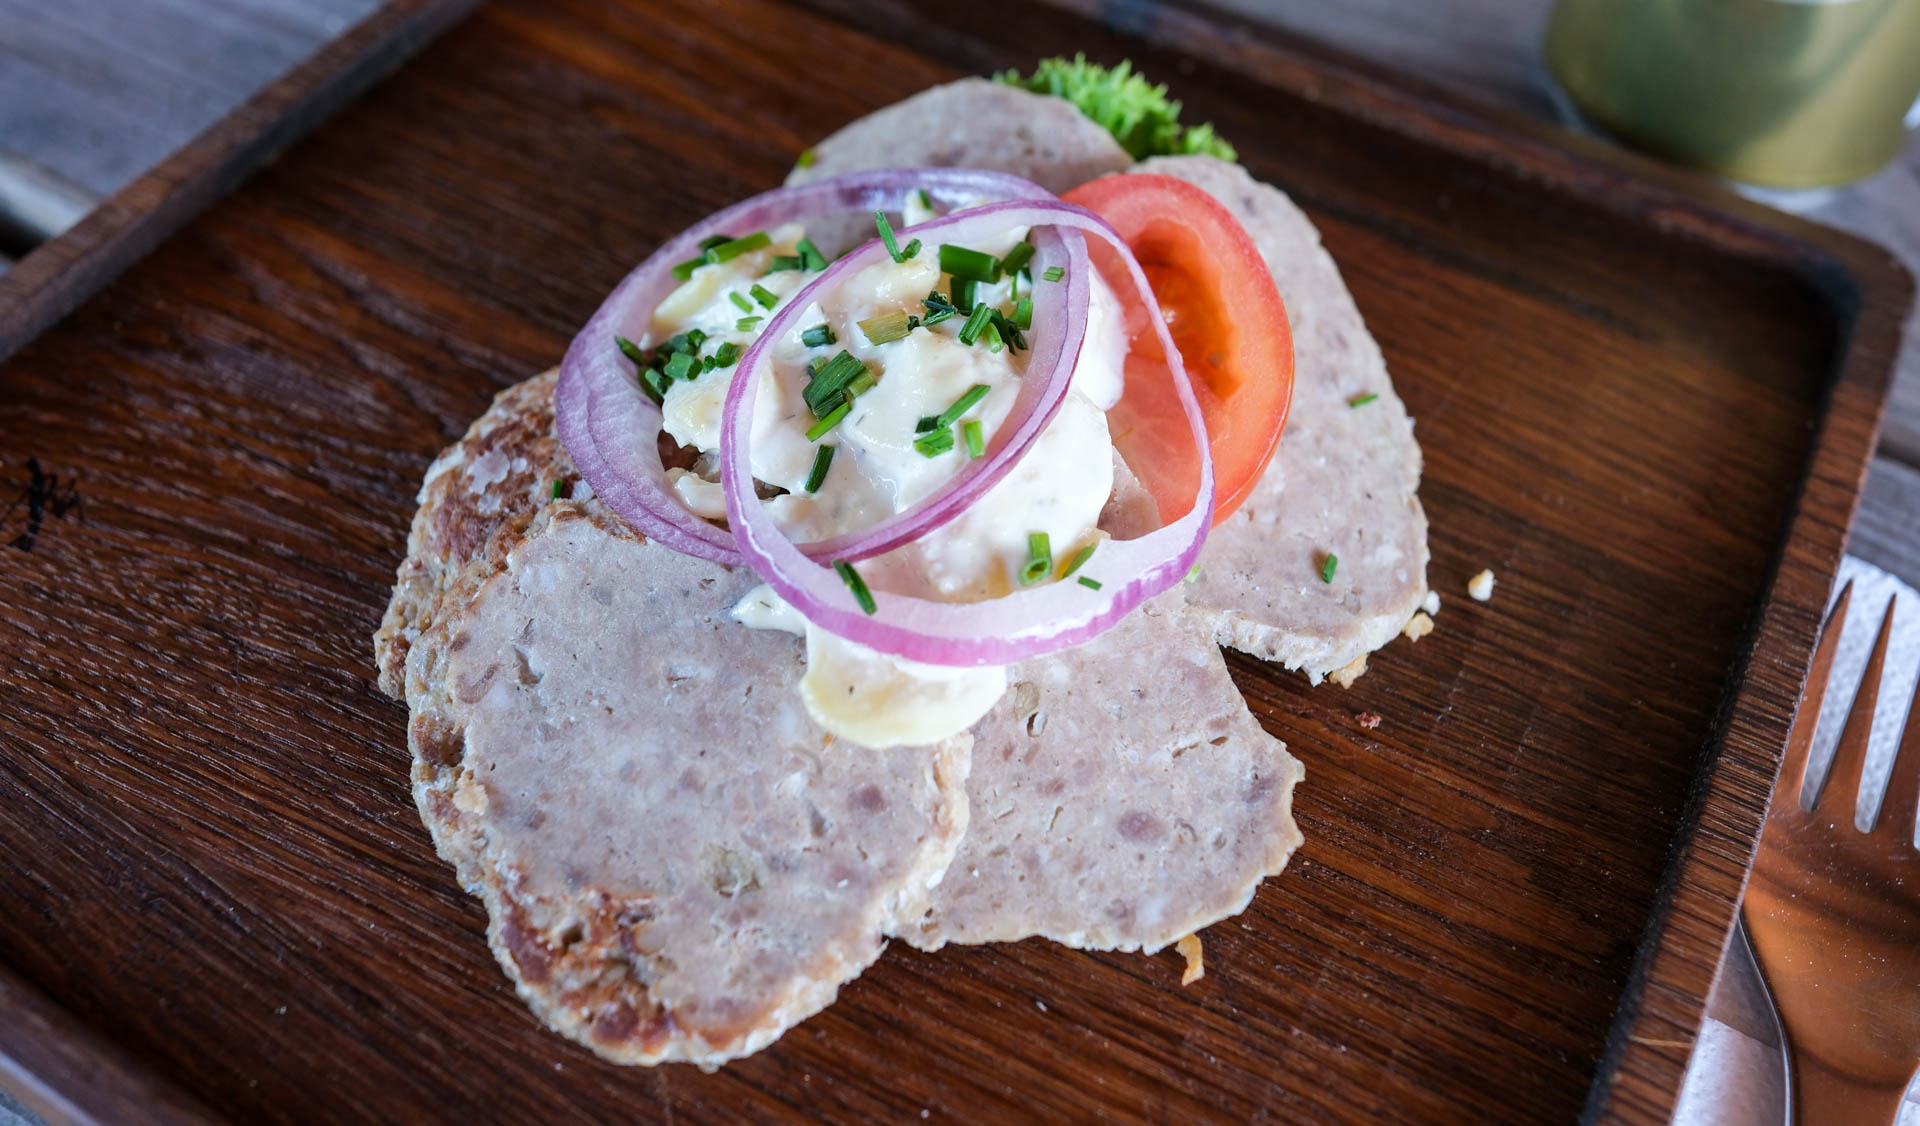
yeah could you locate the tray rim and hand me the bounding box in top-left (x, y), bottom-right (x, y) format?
top-left (0, 0), bottom-right (482, 366)
top-left (0, 2), bottom-right (1909, 1123)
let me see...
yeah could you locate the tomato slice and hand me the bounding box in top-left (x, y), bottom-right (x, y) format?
top-left (1062, 174), bottom-right (1293, 526)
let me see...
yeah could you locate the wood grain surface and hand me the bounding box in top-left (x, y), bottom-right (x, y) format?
top-left (0, 0), bottom-right (480, 366)
top-left (0, 0), bottom-right (382, 200)
top-left (0, 0), bottom-right (1907, 1124)
top-left (7, 0), bottom-right (1917, 584)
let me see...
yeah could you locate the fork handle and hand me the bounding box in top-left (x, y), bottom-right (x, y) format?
top-left (1790, 1049), bottom-right (1912, 1125)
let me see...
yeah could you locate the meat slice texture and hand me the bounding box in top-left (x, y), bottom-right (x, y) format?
top-left (788, 85), bottom-right (1428, 682)
top-left (1137, 154), bottom-right (1429, 681)
top-left (786, 77), bottom-right (1132, 197)
top-left (405, 502), bottom-right (970, 1067)
top-left (375, 369), bottom-right (570, 698)
top-left (905, 590), bottom-right (1302, 953)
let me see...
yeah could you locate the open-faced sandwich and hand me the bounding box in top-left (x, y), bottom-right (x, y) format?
top-left (373, 57), bottom-right (1429, 1069)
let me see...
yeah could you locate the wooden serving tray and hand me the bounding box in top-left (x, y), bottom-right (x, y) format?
top-left (0, 0), bottom-right (1908, 1123)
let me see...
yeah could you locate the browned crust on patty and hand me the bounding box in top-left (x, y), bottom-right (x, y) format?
top-left (405, 501), bottom-right (970, 1067)
top-left (374, 370), bottom-right (572, 697)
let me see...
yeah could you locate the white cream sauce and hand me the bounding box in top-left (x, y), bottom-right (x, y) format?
top-left (650, 209), bottom-right (1131, 748)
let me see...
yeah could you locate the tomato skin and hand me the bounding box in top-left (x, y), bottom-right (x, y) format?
top-left (1063, 174), bottom-right (1294, 526)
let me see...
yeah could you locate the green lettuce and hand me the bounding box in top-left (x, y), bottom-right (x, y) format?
top-left (994, 55), bottom-right (1237, 163)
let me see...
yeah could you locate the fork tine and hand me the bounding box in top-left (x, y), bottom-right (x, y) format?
top-left (1872, 597), bottom-right (1919, 841)
top-left (1812, 592), bottom-right (1895, 825)
top-left (1775, 580), bottom-right (1853, 819)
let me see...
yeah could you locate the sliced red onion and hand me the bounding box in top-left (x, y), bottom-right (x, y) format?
top-left (721, 200), bottom-right (1215, 668)
top-left (783, 213), bottom-right (1087, 562)
top-left (555, 168), bottom-right (1075, 567)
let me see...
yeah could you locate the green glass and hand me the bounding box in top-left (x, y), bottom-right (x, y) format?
top-left (1547, 0), bottom-right (1920, 189)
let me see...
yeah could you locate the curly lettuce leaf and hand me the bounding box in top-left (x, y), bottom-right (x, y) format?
top-left (994, 55), bottom-right (1237, 164)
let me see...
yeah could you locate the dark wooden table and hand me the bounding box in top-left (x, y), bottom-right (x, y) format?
top-left (3, 0), bottom-right (1911, 581)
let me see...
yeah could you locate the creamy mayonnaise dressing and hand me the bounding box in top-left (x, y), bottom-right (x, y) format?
top-left (649, 210), bottom-right (1131, 749)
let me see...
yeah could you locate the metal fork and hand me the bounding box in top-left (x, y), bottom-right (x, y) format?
top-left (1745, 583), bottom-right (1920, 1124)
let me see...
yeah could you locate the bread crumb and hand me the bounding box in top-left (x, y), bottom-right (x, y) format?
top-left (1467, 569), bottom-right (1495, 601)
top-left (1330, 653), bottom-right (1368, 688)
top-left (1356, 712), bottom-right (1382, 730)
top-left (1422, 590), bottom-right (1441, 615)
top-left (1176, 933), bottom-right (1205, 985)
top-left (1404, 612), bottom-right (1434, 641)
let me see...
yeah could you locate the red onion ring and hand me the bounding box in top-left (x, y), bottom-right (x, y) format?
top-left (788, 216), bottom-right (1087, 562)
top-left (721, 199), bottom-right (1215, 668)
top-left (555, 168), bottom-right (1079, 567)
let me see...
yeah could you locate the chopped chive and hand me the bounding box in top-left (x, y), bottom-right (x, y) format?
top-left (1185, 563), bottom-right (1202, 584)
top-left (962, 418), bottom-right (985, 458)
top-left (920, 291), bottom-right (958, 326)
top-left (670, 255), bottom-right (707, 281)
top-left (614, 334), bottom-right (648, 367)
top-left (858, 310), bottom-right (915, 345)
top-left (728, 290), bottom-right (754, 312)
top-left (1042, 265), bottom-right (1065, 283)
top-left (805, 444), bottom-right (835, 493)
top-left (844, 367), bottom-right (877, 398)
top-left (1019, 532), bottom-right (1052, 585)
top-left (768, 254), bottom-right (803, 273)
top-left (875, 211), bottom-right (909, 263)
top-left (913, 426), bottom-right (956, 457)
top-left (1320, 553), bottom-right (1339, 583)
top-left (938, 244), bottom-right (1001, 282)
top-left (833, 559), bottom-right (877, 615)
top-left (985, 309), bottom-right (1026, 353)
top-left (698, 234), bottom-right (732, 251)
top-left (639, 367), bottom-right (670, 404)
top-left (913, 188), bottom-right (932, 211)
top-left (980, 320), bottom-right (1004, 353)
top-left (952, 278), bottom-right (979, 312)
top-left (1077, 576), bottom-right (1103, 590)
top-left (899, 237), bottom-right (922, 260)
top-left (1013, 295), bottom-right (1033, 330)
top-left (796, 237), bottom-right (827, 271)
top-left (804, 351), bottom-right (870, 414)
top-left (806, 398), bottom-right (851, 441)
top-left (664, 351), bottom-right (697, 381)
top-left (1348, 392), bottom-right (1379, 408)
top-left (957, 304), bottom-right (993, 346)
top-left (800, 323), bottom-right (837, 348)
top-left (914, 416), bottom-right (939, 434)
top-left (672, 328), bottom-right (708, 354)
top-left (749, 283), bottom-right (780, 309)
top-left (999, 241), bottom-right (1036, 276)
top-left (1059, 542), bottom-right (1096, 579)
top-left (707, 231), bottom-right (770, 264)
top-left (936, 384), bottom-right (991, 428)
top-left (705, 341), bottom-right (742, 370)
top-left (736, 315), bottom-right (763, 331)
top-left (796, 147), bottom-right (817, 169)
top-left (551, 479), bottom-right (565, 500)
